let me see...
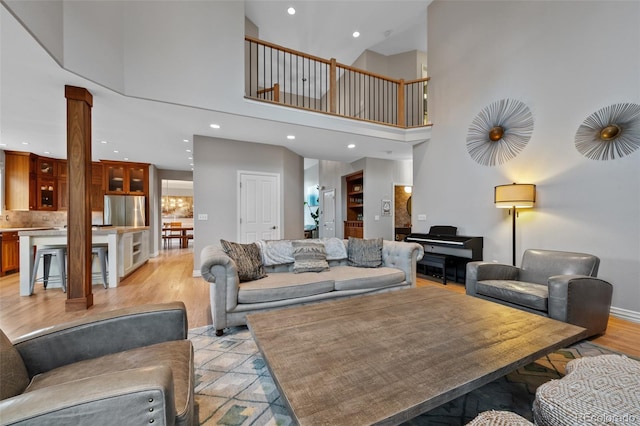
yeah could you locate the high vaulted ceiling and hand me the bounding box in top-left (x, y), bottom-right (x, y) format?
top-left (1, 1), bottom-right (430, 171)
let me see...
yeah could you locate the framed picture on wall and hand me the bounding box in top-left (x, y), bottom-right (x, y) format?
top-left (381, 199), bottom-right (392, 216)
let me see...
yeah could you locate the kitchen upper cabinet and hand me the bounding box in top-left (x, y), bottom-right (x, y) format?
top-left (102, 160), bottom-right (149, 195)
top-left (58, 160), bottom-right (104, 211)
top-left (4, 151), bottom-right (36, 211)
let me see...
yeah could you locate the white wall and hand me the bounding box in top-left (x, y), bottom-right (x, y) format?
top-left (418, 1), bottom-right (640, 317)
top-left (192, 136), bottom-right (303, 273)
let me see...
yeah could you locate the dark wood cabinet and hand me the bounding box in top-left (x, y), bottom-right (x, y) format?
top-left (36, 177), bottom-right (57, 210)
top-left (344, 170), bottom-right (364, 238)
top-left (58, 161), bottom-right (104, 211)
top-left (102, 161), bottom-right (149, 195)
top-left (4, 152), bottom-right (145, 214)
top-left (1, 232), bottom-right (20, 276)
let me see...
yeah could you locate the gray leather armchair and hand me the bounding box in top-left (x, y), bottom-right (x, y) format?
top-left (466, 249), bottom-right (613, 338)
top-left (0, 302), bottom-right (196, 425)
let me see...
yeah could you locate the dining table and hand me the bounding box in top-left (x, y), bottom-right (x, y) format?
top-left (163, 226), bottom-right (193, 248)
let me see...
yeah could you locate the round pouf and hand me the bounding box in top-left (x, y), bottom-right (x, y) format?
top-left (533, 354), bottom-right (640, 426)
top-left (466, 410), bottom-right (534, 425)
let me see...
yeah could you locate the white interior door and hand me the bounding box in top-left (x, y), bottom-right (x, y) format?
top-left (321, 188), bottom-right (336, 238)
top-left (239, 172), bottom-right (280, 243)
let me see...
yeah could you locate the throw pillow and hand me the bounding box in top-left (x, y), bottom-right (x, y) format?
top-left (292, 241), bottom-right (330, 273)
top-left (220, 240), bottom-right (266, 282)
top-left (347, 237), bottom-right (383, 268)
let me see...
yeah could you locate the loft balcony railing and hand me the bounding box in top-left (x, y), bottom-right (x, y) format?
top-left (245, 36), bottom-right (430, 128)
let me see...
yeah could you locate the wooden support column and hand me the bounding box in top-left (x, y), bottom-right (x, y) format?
top-left (64, 85), bottom-right (94, 311)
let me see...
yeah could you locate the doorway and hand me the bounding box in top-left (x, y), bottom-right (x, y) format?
top-left (238, 171), bottom-right (280, 243)
top-left (394, 185), bottom-right (412, 241)
top-left (161, 179), bottom-right (194, 249)
top-left (321, 188), bottom-right (336, 238)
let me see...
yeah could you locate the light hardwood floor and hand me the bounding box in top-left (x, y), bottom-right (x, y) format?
top-left (1, 247), bottom-right (639, 357)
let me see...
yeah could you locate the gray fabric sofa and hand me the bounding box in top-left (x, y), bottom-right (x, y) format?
top-left (466, 249), bottom-right (613, 338)
top-left (200, 238), bottom-right (424, 336)
top-left (0, 302), bottom-right (196, 426)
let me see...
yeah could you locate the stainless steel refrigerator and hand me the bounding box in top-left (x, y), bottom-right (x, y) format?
top-left (103, 195), bottom-right (146, 227)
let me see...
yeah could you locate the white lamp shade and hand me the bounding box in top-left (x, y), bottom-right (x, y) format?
top-left (495, 183), bottom-right (536, 208)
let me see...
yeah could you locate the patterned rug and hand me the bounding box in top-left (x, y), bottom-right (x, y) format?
top-left (188, 325), bottom-right (620, 425)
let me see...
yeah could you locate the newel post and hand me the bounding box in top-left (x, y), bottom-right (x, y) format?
top-left (64, 85), bottom-right (94, 311)
top-left (330, 58), bottom-right (337, 113)
top-left (398, 79), bottom-right (405, 127)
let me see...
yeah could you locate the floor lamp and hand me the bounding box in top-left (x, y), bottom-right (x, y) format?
top-left (495, 183), bottom-right (536, 266)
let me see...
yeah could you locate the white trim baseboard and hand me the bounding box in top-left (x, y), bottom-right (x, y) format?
top-left (610, 306), bottom-right (640, 324)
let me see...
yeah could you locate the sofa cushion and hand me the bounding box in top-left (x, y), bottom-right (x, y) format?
top-left (330, 266), bottom-right (405, 291)
top-left (0, 329), bottom-right (30, 400)
top-left (292, 241), bottom-right (329, 273)
top-left (238, 273), bottom-right (334, 303)
top-left (220, 240), bottom-right (266, 282)
top-left (24, 340), bottom-right (193, 423)
top-left (347, 237), bottom-right (383, 268)
top-left (477, 280), bottom-right (548, 312)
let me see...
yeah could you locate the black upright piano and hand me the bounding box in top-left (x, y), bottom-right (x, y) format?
top-left (405, 226), bottom-right (483, 284)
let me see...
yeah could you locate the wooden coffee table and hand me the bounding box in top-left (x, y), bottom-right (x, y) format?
top-left (247, 286), bottom-right (587, 426)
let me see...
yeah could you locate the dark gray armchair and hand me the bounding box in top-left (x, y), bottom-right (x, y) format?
top-left (0, 302), bottom-right (196, 425)
top-left (466, 249), bottom-right (613, 338)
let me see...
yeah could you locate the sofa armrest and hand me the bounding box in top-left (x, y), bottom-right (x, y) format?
top-left (466, 262), bottom-right (519, 296)
top-left (14, 302), bottom-right (187, 378)
top-left (381, 241), bottom-right (424, 287)
top-left (200, 245), bottom-right (240, 332)
top-left (548, 275), bottom-right (613, 337)
top-left (0, 366), bottom-right (176, 425)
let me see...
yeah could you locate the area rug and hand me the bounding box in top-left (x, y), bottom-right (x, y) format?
top-left (188, 325), bottom-right (621, 425)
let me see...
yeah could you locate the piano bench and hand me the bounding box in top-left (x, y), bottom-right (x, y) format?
top-left (419, 253), bottom-right (449, 284)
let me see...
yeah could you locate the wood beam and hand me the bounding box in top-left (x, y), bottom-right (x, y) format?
top-left (64, 85), bottom-right (94, 311)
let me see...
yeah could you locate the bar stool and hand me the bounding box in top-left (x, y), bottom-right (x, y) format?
top-left (30, 246), bottom-right (67, 294)
top-left (92, 245), bottom-right (108, 288)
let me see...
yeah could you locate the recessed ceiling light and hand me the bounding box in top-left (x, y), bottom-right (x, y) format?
top-left (44, 151), bottom-right (50, 154)
top-left (113, 150), bottom-right (119, 153)
top-left (210, 123), bottom-right (220, 129)
top-left (348, 144), bottom-right (356, 149)
top-left (352, 31), bottom-right (360, 38)
top-left (287, 135), bottom-right (296, 140)
top-left (188, 156), bottom-right (193, 160)
top-left (186, 149), bottom-right (192, 153)
top-left (183, 139), bottom-right (189, 143)
top-left (190, 163), bottom-right (194, 166)
top-left (22, 142), bottom-right (29, 145)
top-left (287, 7), bottom-right (295, 15)
top-left (124, 157), bottom-right (129, 161)
top-left (101, 140), bottom-right (108, 144)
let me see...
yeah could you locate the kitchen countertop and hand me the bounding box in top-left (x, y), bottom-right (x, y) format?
top-left (0, 227), bottom-right (55, 234)
top-left (18, 226), bottom-right (149, 236)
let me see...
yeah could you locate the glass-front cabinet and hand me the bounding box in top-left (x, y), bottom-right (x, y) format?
top-left (103, 161), bottom-right (149, 195)
top-left (105, 163), bottom-right (126, 193)
top-left (36, 178), bottom-right (57, 210)
top-left (128, 166), bottom-right (146, 194)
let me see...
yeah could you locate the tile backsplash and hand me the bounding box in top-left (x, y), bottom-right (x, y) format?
top-left (0, 211), bottom-right (104, 228)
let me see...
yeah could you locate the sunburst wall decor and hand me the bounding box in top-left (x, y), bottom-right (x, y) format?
top-left (466, 99), bottom-right (534, 166)
top-left (574, 102), bottom-right (640, 160)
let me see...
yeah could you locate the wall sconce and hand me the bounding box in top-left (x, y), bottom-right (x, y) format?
top-left (495, 183), bottom-right (536, 265)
